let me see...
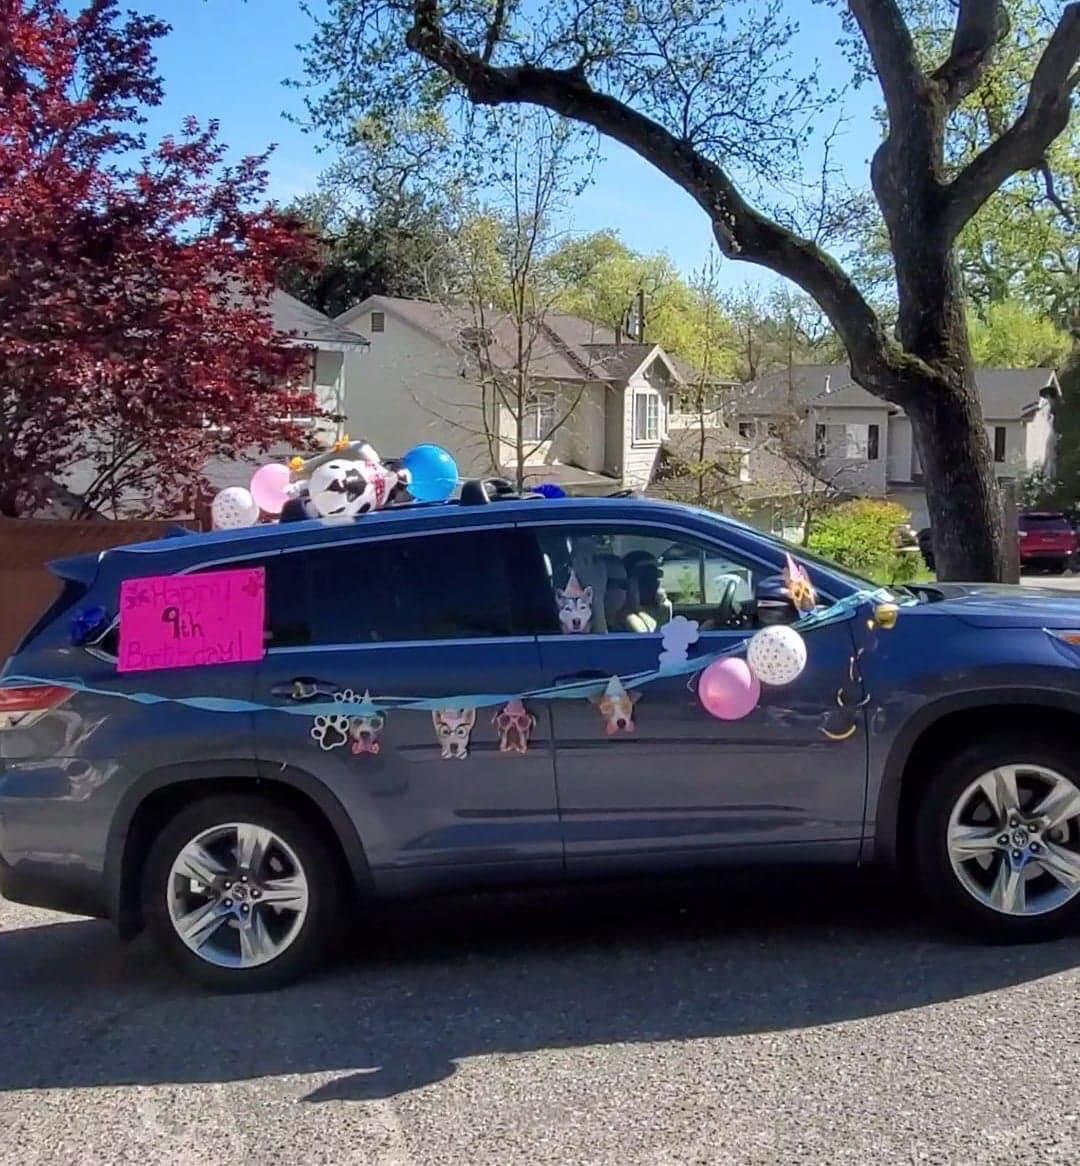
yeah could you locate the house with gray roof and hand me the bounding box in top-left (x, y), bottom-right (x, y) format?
top-left (737, 364), bottom-right (1060, 527)
top-left (336, 295), bottom-right (738, 492)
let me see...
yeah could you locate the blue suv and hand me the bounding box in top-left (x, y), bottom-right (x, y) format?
top-left (3, 490), bottom-right (1080, 990)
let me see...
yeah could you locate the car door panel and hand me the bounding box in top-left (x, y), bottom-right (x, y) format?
top-left (523, 520), bottom-right (868, 871)
top-left (255, 640), bottom-right (557, 875)
top-left (539, 625), bottom-right (865, 865)
top-left (251, 527), bottom-right (561, 884)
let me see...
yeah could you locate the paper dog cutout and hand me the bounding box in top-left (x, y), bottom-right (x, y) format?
top-left (590, 676), bottom-right (641, 735)
top-left (348, 689), bottom-right (385, 755)
top-left (556, 570), bottom-right (593, 634)
top-left (783, 553), bottom-right (817, 614)
top-left (493, 699), bottom-right (536, 754)
top-left (658, 615), bottom-right (699, 670)
top-left (433, 708), bottom-right (477, 759)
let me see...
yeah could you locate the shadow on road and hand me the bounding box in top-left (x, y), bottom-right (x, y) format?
top-left (2, 870), bottom-right (1077, 1100)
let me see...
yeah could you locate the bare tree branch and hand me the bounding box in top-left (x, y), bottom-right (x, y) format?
top-left (932, 0), bottom-right (1013, 107)
top-left (946, 3), bottom-right (1080, 238)
top-left (1040, 159), bottom-right (1077, 226)
top-left (405, 2), bottom-right (921, 399)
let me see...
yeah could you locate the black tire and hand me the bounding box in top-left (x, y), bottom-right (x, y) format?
top-left (142, 795), bottom-right (341, 991)
top-left (913, 736), bottom-right (1080, 943)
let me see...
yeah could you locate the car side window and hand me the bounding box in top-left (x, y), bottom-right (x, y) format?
top-left (268, 528), bottom-right (532, 647)
top-left (532, 525), bottom-right (764, 634)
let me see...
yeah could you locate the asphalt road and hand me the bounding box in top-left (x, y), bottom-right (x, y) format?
top-left (2, 874), bottom-right (1078, 1165)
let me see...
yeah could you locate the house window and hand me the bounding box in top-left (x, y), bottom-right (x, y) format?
top-left (816, 423), bottom-right (880, 460)
top-left (994, 426), bottom-right (1007, 462)
top-left (633, 390), bottom-right (661, 443)
top-left (370, 311), bottom-right (385, 333)
top-left (522, 391), bottom-right (558, 443)
top-left (738, 421), bottom-right (754, 440)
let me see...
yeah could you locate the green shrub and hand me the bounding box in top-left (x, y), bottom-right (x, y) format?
top-left (808, 499), bottom-right (920, 585)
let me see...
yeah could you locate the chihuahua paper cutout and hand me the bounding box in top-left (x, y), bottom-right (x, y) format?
top-left (493, 699), bottom-right (536, 754)
top-left (432, 708), bottom-right (477, 759)
top-left (590, 675), bottom-right (641, 735)
top-left (348, 690), bottom-right (385, 755)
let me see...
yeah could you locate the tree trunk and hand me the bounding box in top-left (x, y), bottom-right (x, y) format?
top-left (905, 375), bottom-right (1004, 581)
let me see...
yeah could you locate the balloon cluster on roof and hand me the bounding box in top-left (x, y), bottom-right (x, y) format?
top-left (209, 438), bottom-right (461, 530)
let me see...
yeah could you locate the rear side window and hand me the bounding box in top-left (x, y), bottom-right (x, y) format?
top-left (270, 528), bottom-right (538, 646)
top-left (1019, 513), bottom-right (1069, 531)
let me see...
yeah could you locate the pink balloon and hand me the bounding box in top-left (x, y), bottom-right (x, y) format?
top-left (698, 657), bottom-right (761, 721)
top-left (249, 462), bottom-right (291, 515)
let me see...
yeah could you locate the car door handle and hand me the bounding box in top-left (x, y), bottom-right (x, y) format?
top-left (271, 678), bottom-right (339, 701)
top-left (553, 669), bottom-right (610, 685)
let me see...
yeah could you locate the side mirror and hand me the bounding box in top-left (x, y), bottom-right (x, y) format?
top-left (753, 574), bottom-right (799, 626)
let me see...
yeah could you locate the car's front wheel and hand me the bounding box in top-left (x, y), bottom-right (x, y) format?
top-left (915, 739), bottom-right (1080, 942)
top-left (142, 795), bottom-right (339, 991)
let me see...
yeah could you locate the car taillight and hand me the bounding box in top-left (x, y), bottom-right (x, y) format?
top-left (0, 685), bottom-right (74, 730)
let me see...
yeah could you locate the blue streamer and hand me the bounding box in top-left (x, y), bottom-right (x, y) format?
top-left (2, 589), bottom-right (898, 716)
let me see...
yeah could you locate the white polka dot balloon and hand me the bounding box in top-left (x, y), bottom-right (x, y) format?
top-left (746, 624), bottom-right (807, 686)
top-left (211, 485), bottom-right (260, 530)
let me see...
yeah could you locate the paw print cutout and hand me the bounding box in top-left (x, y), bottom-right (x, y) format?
top-left (334, 688), bottom-right (359, 706)
top-left (311, 714), bottom-right (351, 751)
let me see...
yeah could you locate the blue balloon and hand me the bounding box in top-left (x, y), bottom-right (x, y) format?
top-left (402, 444), bottom-right (459, 503)
top-left (534, 483), bottom-right (567, 499)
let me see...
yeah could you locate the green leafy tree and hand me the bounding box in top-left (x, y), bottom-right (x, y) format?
top-left (301, 0), bottom-right (1080, 580)
top-left (968, 300), bottom-right (1073, 367)
top-left (808, 499), bottom-right (921, 584)
top-left (856, 0), bottom-right (1078, 335)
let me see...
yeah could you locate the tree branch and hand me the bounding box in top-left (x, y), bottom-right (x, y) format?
top-left (482, 0), bottom-right (508, 64)
top-left (945, 3), bottom-right (1080, 238)
top-left (932, 1), bottom-right (1012, 108)
top-left (406, 2), bottom-right (923, 401)
top-left (847, 0), bottom-right (925, 129)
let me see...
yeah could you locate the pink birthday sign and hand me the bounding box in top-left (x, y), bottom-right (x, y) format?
top-left (118, 568), bottom-right (266, 673)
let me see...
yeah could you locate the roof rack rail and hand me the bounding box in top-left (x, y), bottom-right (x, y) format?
top-left (460, 477), bottom-right (543, 505)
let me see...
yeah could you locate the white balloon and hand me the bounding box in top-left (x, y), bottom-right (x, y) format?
top-left (746, 624), bottom-right (807, 686)
top-left (211, 486), bottom-right (260, 530)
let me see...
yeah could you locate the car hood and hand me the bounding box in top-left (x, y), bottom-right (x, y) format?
top-left (913, 582), bottom-right (1080, 628)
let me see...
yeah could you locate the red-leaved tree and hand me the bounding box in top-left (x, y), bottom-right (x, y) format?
top-left (0, 0), bottom-right (316, 518)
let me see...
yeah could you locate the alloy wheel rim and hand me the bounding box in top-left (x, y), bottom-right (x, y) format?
top-left (167, 822), bottom-right (310, 969)
top-left (947, 764), bottom-right (1080, 918)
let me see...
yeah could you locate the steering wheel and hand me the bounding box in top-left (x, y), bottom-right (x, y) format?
top-left (713, 577), bottom-right (738, 629)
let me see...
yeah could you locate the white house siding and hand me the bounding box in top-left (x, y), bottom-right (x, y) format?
top-left (558, 383), bottom-right (608, 474)
top-left (808, 405), bottom-right (890, 495)
top-left (887, 415), bottom-right (914, 483)
top-left (1023, 397), bottom-right (1056, 475)
top-left (339, 314), bottom-right (498, 477)
top-left (621, 372), bottom-right (664, 489)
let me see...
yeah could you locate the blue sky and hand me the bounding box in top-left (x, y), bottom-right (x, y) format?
top-left (129, 0), bottom-right (881, 292)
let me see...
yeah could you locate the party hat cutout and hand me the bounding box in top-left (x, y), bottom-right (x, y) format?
top-left (783, 553), bottom-right (817, 613)
top-left (563, 570), bottom-right (588, 598)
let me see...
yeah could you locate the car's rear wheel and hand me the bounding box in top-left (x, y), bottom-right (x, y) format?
top-left (143, 795), bottom-right (339, 991)
top-left (914, 739), bottom-right (1080, 942)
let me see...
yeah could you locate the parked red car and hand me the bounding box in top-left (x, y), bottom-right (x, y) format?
top-left (1019, 511), bottom-right (1075, 574)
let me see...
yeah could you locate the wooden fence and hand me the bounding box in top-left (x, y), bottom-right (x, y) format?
top-left (0, 519), bottom-right (183, 659)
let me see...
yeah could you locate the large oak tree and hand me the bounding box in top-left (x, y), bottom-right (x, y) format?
top-left (304, 0), bottom-right (1079, 579)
